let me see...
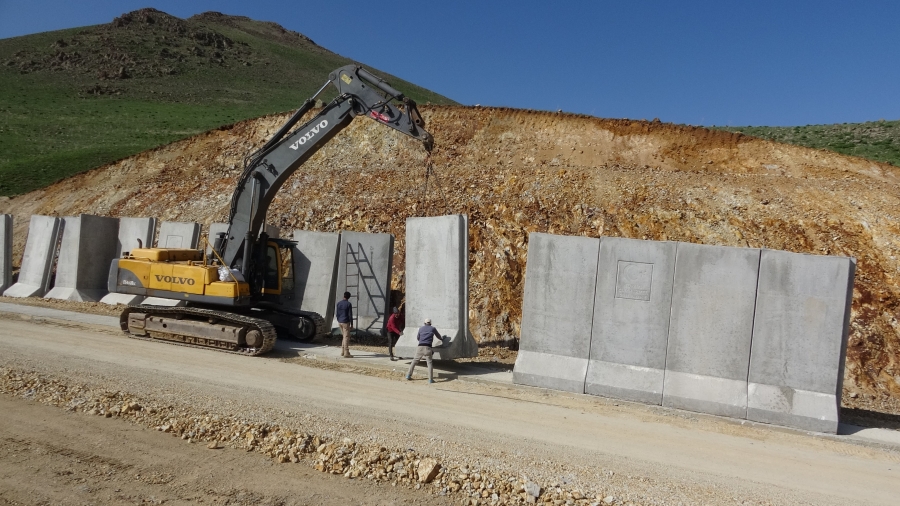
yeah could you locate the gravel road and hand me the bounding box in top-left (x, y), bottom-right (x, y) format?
top-left (2, 311), bottom-right (899, 505)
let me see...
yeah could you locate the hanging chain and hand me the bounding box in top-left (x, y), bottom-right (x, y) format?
top-left (419, 153), bottom-right (449, 217)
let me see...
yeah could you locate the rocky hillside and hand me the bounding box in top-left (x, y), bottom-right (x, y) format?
top-left (2, 106), bottom-right (899, 413)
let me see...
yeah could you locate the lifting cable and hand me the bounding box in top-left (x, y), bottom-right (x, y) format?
top-left (419, 154), bottom-right (449, 217)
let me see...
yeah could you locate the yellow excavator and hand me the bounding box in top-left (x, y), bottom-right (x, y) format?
top-left (107, 65), bottom-right (433, 355)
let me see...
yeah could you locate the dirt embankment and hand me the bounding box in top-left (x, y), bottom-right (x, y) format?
top-left (2, 106), bottom-right (899, 409)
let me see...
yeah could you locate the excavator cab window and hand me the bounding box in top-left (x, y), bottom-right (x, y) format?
top-left (262, 243), bottom-right (281, 295)
top-left (281, 247), bottom-right (294, 294)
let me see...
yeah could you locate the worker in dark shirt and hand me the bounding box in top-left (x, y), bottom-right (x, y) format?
top-left (335, 291), bottom-right (353, 358)
top-left (405, 318), bottom-right (444, 383)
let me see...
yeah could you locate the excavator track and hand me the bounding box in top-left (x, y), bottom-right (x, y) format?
top-left (292, 310), bottom-right (329, 341)
top-left (120, 305), bottom-right (277, 356)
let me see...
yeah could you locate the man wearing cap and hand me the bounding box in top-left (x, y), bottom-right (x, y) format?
top-left (406, 318), bottom-right (443, 383)
top-left (335, 291), bottom-right (354, 358)
top-left (386, 306), bottom-right (405, 361)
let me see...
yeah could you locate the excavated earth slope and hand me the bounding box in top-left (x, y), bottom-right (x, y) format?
top-left (2, 106), bottom-right (899, 413)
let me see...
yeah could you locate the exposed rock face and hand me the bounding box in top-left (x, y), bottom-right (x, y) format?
top-left (2, 105), bottom-right (898, 409)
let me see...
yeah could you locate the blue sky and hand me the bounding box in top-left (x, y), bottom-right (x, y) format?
top-left (1, 0), bottom-right (898, 126)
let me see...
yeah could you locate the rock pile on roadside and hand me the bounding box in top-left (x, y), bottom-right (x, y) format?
top-left (0, 366), bottom-right (627, 505)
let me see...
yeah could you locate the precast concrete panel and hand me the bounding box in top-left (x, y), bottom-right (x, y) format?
top-left (100, 217), bottom-right (157, 305)
top-left (289, 230), bottom-right (341, 325)
top-left (0, 215), bottom-right (11, 293)
top-left (513, 232), bottom-right (600, 393)
top-left (157, 221), bottom-right (200, 248)
top-left (395, 215), bottom-right (479, 360)
top-left (335, 231), bottom-right (394, 335)
top-left (206, 223), bottom-right (229, 256)
top-left (117, 217), bottom-right (157, 255)
top-left (747, 250), bottom-right (855, 433)
top-left (3, 215), bottom-right (61, 298)
top-left (262, 224), bottom-right (280, 239)
top-left (662, 242), bottom-right (761, 418)
top-left (45, 214), bottom-right (120, 302)
top-left (206, 223), bottom-right (278, 255)
top-left (585, 237), bottom-right (676, 404)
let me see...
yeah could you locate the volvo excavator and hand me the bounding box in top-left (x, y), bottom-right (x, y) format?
top-left (107, 65), bottom-right (434, 355)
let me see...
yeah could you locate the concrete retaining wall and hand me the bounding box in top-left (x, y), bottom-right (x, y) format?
top-left (501, 231), bottom-right (859, 432)
top-left (290, 230), bottom-right (341, 325)
top-left (513, 233), bottom-right (601, 393)
top-left (395, 215), bottom-right (479, 360)
top-left (747, 250), bottom-right (855, 433)
top-left (3, 215), bottom-right (61, 298)
top-left (157, 221), bottom-right (200, 248)
top-left (662, 242), bottom-right (760, 419)
top-left (45, 214), bottom-right (120, 302)
top-left (101, 217), bottom-right (157, 305)
top-left (335, 231), bottom-right (394, 335)
top-left (0, 215), bottom-right (11, 293)
top-left (585, 237), bottom-right (676, 404)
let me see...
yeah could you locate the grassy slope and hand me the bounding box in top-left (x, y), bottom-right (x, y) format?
top-left (0, 9), bottom-right (456, 196)
top-left (713, 120), bottom-right (900, 167)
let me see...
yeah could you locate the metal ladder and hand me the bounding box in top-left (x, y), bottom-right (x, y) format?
top-left (345, 242), bottom-right (387, 333)
top-left (345, 243), bottom-right (360, 331)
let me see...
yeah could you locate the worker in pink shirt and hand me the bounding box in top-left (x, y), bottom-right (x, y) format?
top-left (386, 306), bottom-right (404, 361)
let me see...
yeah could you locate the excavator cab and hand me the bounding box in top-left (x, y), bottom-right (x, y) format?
top-left (261, 241), bottom-right (283, 296)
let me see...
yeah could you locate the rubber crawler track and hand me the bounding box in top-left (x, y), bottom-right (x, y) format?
top-left (120, 305), bottom-right (277, 356)
top-left (295, 310), bottom-right (328, 340)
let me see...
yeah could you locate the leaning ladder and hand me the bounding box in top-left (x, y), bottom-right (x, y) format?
top-left (345, 243), bottom-right (360, 331)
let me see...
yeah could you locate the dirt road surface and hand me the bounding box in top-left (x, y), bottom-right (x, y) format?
top-left (1, 313), bottom-right (899, 505)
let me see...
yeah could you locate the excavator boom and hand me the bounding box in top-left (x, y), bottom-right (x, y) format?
top-left (218, 65), bottom-right (433, 290)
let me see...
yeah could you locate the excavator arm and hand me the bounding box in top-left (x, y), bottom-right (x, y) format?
top-left (216, 65), bottom-right (433, 288)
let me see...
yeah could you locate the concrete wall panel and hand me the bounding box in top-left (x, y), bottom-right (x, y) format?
top-left (0, 215), bottom-right (11, 293)
top-left (395, 215), bottom-right (478, 360)
top-left (585, 237), bottom-right (676, 404)
top-left (45, 214), bottom-right (120, 302)
top-left (334, 231), bottom-right (394, 335)
top-left (206, 223), bottom-right (229, 256)
top-left (157, 221), bottom-right (200, 248)
top-left (662, 242), bottom-right (760, 418)
top-left (513, 233), bottom-right (600, 393)
top-left (101, 216), bottom-right (156, 305)
top-left (206, 223), bottom-right (279, 256)
top-left (747, 250), bottom-right (855, 433)
top-left (117, 217), bottom-right (157, 255)
top-left (289, 230), bottom-right (341, 325)
top-left (3, 215), bottom-right (61, 298)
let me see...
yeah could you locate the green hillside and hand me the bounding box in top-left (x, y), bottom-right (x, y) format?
top-left (0, 8), bottom-right (456, 196)
top-left (713, 120), bottom-right (900, 167)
